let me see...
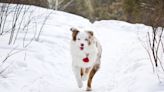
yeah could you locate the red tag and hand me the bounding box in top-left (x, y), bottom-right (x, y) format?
top-left (83, 57), bottom-right (89, 63)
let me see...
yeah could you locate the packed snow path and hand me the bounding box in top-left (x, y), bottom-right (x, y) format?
top-left (0, 6), bottom-right (164, 92)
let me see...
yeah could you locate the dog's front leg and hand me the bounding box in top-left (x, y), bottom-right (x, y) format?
top-left (81, 68), bottom-right (90, 81)
top-left (72, 66), bottom-right (83, 88)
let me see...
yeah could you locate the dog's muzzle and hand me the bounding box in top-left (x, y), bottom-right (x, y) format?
top-left (80, 47), bottom-right (84, 50)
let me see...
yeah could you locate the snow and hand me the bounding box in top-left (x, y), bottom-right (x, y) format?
top-left (0, 4), bottom-right (164, 92)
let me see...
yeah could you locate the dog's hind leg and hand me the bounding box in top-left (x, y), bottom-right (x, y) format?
top-left (73, 66), bottom-right (83, 88)
top-left (86, 64), bottom-right (100, 91)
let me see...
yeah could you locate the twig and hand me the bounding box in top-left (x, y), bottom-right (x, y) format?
top-left (0, 46), bottom-right (24, 75)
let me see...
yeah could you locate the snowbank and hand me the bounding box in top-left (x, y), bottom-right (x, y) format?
top-left (0, 4), bottom-right (163, 92)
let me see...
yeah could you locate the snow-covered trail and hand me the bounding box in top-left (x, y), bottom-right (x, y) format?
top-left (34, 19), bottom-right (146, 92)
top-left (0, 5), bottom-right (164, 92)
top-left (93, 21), bottom-right (164, 92)
top-left (92, 21), bottom-right (153, 92)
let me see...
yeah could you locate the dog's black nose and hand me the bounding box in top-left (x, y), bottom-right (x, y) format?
top-left (81, 43), bottom-right (84, 47)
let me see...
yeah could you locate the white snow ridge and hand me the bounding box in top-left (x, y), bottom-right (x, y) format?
top-left (0, 4), bottom-right (164, 92)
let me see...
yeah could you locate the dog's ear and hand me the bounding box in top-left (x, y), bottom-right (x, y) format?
top-left (70, 27), bottom-right (79, 32)
top-left (87, 31), bottom-right (94, 45)
top-left (70, 27), bottom-right (79, 41)
top-left (87, 31), bottom-right (94, 36)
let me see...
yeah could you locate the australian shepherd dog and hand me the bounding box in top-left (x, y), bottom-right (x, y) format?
top-left (70, 27), bottom-right (102, 91)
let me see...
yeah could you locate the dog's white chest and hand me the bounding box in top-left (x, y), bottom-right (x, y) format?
top-left (71, 44), bottom-right (98, 68)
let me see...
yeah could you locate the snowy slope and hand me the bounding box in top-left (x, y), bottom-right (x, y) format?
top-left (0, 4), bottom-right (164, 92)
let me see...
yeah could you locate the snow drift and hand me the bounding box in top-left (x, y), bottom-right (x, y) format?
top-left (0, 4), bottom-right (164, 92)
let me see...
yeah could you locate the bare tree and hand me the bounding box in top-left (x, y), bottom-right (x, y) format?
top-left (138, 0), bottom-right (164, 82)
top-left (48, 0), bottom-right (75, 10)
top-left (84, 0), bottom-right (94, 21)
top-left (0, 1), bottom-right (51, 76)
top-left (60, 0), bottom-right (74, 11)
top-left (0, 46), bottom-right (24, 76)
top-left (0, 3), bottom-right (11, 35)
top-left (9, 4), bottom-right (24, 45)
top-left (35, 11), bottom-right (52, 41)
top-left (55, 0), bottom-right (58, 10)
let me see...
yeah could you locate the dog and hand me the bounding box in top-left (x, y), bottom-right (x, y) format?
top-left (70, 27), bottom-right (102, 91)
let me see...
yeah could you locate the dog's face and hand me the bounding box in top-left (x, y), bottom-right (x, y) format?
top-left (70, 28), bottom-right (94, 50)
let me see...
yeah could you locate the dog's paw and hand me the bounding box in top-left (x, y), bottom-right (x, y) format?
top-left (78, 82), bottom-right (83, 88)
top-left (86, 87), bottom-right (92, 91)
top-left (82, 75), bottom-right (87, 81)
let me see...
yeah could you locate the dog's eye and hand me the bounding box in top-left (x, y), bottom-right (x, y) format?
top-left (85, 39), bottom-right (88, 41)
top-left (78, 38), bottom-right (80, 40)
